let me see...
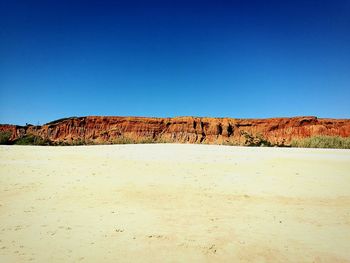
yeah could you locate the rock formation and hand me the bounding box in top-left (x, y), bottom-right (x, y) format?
top-left (1, 116), bottom-right (350, 146)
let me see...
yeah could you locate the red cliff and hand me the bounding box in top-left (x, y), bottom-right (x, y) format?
top-left (1, 116), bottom-right (350, 146)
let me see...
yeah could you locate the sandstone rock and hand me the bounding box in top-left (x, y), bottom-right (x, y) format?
top-left (1, 116), bottom-right (349, 146)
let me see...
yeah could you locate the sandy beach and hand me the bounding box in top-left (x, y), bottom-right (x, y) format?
top-left (0, 144), bottom-right (349, 262)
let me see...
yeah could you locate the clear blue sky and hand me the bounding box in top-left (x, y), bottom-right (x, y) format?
top-left (1, 0), bottom-right (349, 125)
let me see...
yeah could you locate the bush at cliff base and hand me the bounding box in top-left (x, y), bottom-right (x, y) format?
top-left (14, 135), bottom-right (51, 146)
top-left (291, 136), bottom-right (350, 149)
top-left (0, 131), bottom-right (11, 144)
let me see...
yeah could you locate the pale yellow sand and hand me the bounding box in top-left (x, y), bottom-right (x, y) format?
top-left (0, 144), bottom-right (349, 263)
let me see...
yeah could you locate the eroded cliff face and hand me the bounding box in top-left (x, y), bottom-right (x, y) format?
top-left (1, 116), bottom-right (350, 146)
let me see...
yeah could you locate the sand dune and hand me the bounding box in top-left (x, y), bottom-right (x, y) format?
top-left (0, 144), bottom-right (349, 262)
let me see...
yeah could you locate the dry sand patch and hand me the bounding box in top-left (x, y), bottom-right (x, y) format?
top-left (0, 144), bottom-right (350, 262)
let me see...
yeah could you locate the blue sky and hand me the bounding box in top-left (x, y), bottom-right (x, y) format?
top-left (0, 0), bottom-right (349, 125)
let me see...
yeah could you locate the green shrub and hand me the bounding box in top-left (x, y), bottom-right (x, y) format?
top-left (55, 141), bottom-right (70, 146)
top-left (240, 131), bottom-right (273, 147)
top-left (291, 136), bottom-right (350, 149)
top-left (0, 131), bottom-right (12, 144)
top-left (14, 135), bottom-right (51, 145)
top-left (71, 139), bottom-right (87, 146)
top-left (111, 136), bottom-right (136, 144)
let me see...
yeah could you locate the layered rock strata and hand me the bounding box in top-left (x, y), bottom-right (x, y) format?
top-left (1, 116), bottom-right (349, 146)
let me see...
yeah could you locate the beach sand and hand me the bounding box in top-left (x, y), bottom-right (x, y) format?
top-left (0, 144), bottom-right (349, 262)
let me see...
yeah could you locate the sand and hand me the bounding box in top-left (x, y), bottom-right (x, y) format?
top-left (0, 144), bottom-right (349, 262)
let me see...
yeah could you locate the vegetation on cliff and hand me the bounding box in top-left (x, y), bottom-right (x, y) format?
top-left (1, 130), bottom-right (349, 148)
top-left (0, 131), bottom-right (11, 145)
top-left (14, 135), bottom-right (52, 146)
top-left (291, 136), bottom-right (350, 149)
